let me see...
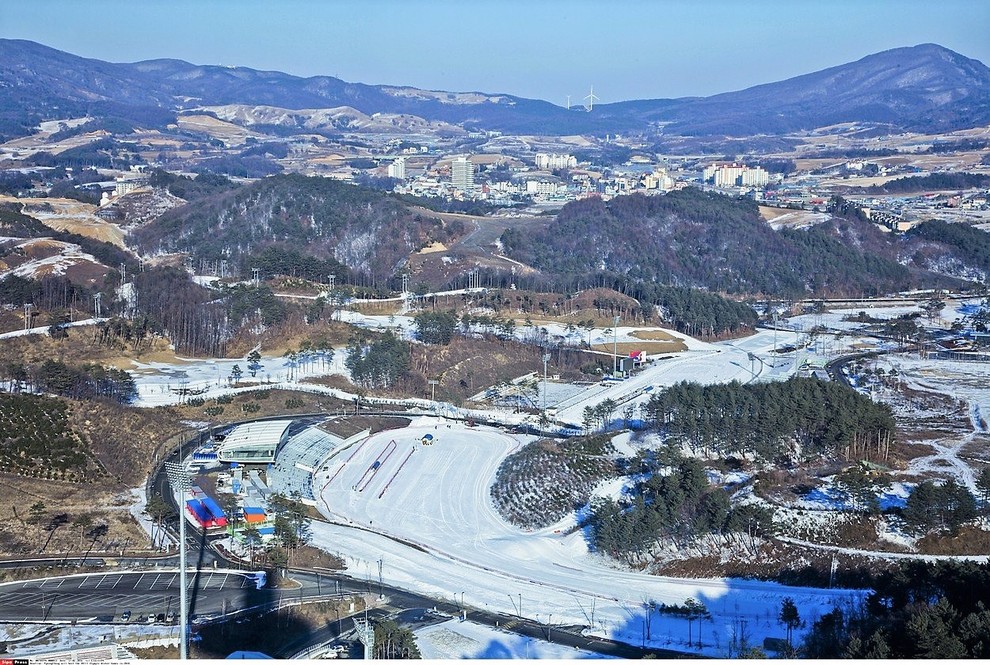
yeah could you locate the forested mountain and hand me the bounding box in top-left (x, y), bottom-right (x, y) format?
top-left (907, 219), bottom-right (990, 283)
top-left (131, 174), bottom-right (459, 283)
top-left (2, 40), bottom-right (988, 140)
top-left (600, 44), bottom-right (990, 135)
top-left (500, 189), bottom-right (966, 298)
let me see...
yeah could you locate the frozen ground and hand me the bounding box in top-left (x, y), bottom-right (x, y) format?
top-left (310, 418), bottom-right (864, 657)
top-left (0, 622), bottom-right (179, 657)
top-left (415, 618), bottom-right (614, 659)
top-left (786, 298), bottom-right (985, 335)
top-left (874, 353), bottom-right (990, 494)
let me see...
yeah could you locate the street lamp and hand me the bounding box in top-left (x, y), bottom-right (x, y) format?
top-left (612, 316), bottom-right (620, 376)
top-left (165, 461), bottom-right (192, 660)
top-left (541, 354), bottom-right (550, 422)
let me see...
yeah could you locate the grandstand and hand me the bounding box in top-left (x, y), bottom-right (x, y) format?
top-left (268, 425), bottom-right (369, 502)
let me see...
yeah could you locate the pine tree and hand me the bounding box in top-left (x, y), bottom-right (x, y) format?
top-left (779, 597), bottom-right (801, 648)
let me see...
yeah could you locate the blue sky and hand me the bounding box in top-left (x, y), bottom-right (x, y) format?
top-left (2, 0), bottom-right (987, 104)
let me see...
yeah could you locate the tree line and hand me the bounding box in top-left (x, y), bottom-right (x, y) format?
top-left (2, 359), bottom-right (137, 404)
top-left (803, 560), bottom-right (990, 658)
top-left (588, 453), bottom-right (774, 560)
top-left (643, 377), bottom-right (896, 462)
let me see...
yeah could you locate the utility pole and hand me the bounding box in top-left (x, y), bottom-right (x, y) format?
top-left (165, 461), bottom-right (192, 660)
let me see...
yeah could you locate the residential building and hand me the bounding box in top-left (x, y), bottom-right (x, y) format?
top-left (535, 153), bottom-right (577, 170)
top-left (703, 162), bottom-right (769, 188)
top-left (451, 156), bottom-right (474, 193)
top-left (387, 156), bottom-right (406, 180)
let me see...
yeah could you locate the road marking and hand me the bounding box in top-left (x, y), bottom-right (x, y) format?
top-left (166, 574), bottom-right (176, 588)
top-left (150, 573), bottom-right (162, 589)
top-left (55, 578), bottom-right (64, 589)
top-left (204, 573), bottom-right (214, 588)
top-left (220, 573), bottom-right (229, 589)
top-left (112, 576), bottom-right (121, 589)
top-left (94, 574), bottom-right (108, 589)
top-left (132, 573), bottom-right (145, 589)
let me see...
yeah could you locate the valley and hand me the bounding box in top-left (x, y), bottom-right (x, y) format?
top-left (0, 27), bottom-right (989, 660)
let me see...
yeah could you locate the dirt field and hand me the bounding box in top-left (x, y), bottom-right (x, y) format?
top-left (629, 329), bottom-right (680, 342)
top-left (591, 340), bottom-right (687, 355)
top-left (0, 474), bottom-right (161, 557)
top-left (758, 206), bottom-right (791, 221)
top-left (0, 196), bottom-right (127, 247)
top-left (0, 324), bottom-right (178, 366)
top-left (175, 115), bottom-right (260, 145)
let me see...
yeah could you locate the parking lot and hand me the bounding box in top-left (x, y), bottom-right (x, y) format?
top-left (0, 570), bottom-right (265, 622)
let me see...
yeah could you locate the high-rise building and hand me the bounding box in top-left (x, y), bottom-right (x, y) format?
top-left (741, 167), bottom-right (770, 187)
top-left (387, 157), bottom-right (406, 179)
top-left (535, 153), bottom-right (577, 170)
top-left (703, 162), bottom-right (769, 188)
top-left (451, 156), bottom-right (474, 193)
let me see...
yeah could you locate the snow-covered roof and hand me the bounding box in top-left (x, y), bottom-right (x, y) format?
top-left (217, 420), bottom-right (293, 463)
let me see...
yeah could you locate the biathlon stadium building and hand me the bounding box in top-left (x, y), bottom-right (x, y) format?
top-left (217, 419), bottom-right (293, 464)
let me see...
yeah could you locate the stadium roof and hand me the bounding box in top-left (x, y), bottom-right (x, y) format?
top-left (217, 419), bottom-right (293, 463)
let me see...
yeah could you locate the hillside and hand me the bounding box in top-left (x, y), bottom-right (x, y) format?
top-left (500, 189), bottom-right (967, 298)
top-left (130, 174), bottom-right (459, 280)
top-left (602, 44), bottom-right (990, 135)
top-left (1, 40), bottom-right (988, 140)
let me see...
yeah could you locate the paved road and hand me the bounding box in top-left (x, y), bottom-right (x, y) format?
top-left (285, 570), bottom-right (691, 659)
top-left (0, 570), bottom-right (271, 622)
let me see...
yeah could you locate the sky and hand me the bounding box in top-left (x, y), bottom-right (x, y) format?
top-left (2, 0), bottom-right (988, 105)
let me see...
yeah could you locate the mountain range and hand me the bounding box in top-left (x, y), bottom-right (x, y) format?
top-left (1, 40), bottom-right (989, 140)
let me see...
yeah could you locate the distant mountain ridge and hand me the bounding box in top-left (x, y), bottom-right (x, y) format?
top-left (600, 43), bottom-right (990, 135)
top-left (1, 39), bottom-right (988, 139)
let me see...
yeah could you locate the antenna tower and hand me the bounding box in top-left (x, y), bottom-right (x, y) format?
top-left (583, 86), bottom-right (599, 112)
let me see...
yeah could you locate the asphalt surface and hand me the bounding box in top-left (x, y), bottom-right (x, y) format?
top-left (0, 570), bottom-right (267, 622)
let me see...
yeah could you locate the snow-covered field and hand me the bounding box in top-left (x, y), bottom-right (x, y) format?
top-left (9, 293), bottom-right (984, 654)
top-left (415, 618), bottom-right (614, 659)
top-left (309, 418), bottom-right (863, 657)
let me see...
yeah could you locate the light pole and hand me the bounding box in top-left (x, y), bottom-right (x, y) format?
top-left (541, 353), bottom-right (550, 422)
top-left (378, 558), bottom-right (384, 600)
top-left (612, 315), bottom-right (620, 376)
top-left (165, 461), bottom-right (192, 660)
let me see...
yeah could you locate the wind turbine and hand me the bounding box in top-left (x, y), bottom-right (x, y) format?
top-left (584, 86), bottom-right (599, 112)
